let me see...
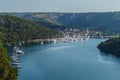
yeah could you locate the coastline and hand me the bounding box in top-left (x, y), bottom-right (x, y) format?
top-left (98, 38), bottom-right (120, 57)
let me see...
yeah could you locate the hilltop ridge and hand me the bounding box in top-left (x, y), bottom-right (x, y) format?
top-left (4, 12), bottom-right (120, 32)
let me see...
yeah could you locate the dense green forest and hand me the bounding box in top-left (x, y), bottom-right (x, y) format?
top-left (35, 19), bottom-right (67, 30)
top-left (3, 13), bottom-right (66, 30)
top-left (0, 14), bottom-right (60, 80)
top-left (5, 12), bottom-right (120, 32)
top-left (0, 14), bottom-right (57, 43)
top-left (98, 37), bottom-right (120, 57)
top-left (0, 40), bottom-right (18, 80)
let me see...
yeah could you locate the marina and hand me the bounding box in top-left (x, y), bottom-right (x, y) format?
top-left (11, 46), bottom-right (24, 69)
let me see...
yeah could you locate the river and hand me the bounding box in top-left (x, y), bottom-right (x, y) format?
top-left (18, 39), bottom-right (120, 80)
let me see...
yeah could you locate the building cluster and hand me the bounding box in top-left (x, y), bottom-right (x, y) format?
top-left (59, 28), bottom-right (103, 39)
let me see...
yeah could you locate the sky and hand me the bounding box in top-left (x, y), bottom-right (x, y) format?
top-left (0, 0), bottom-right (120, 12)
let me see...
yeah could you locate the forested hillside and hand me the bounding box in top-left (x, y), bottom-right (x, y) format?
top-left (0, 14), bottom-right (60, 80)
top-left (0, 40), bottom-right (18, 80)
top-left (5, 12), bottom-right (120, 32)
top-left (98, 37), bottom-right (120, 57)
top-left (0, 15), bottom-right (57, 43)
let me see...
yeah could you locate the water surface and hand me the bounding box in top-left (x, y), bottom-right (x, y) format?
top-left (18, 39), bottom-right (120, 80)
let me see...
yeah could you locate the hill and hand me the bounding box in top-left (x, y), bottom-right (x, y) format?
top-left (0, 41), bottom-right (18, 80)
top-left (4, 12), bottom-right (120, 32)
top-left (0, 14), bottom-right (57, 43)
top-left (98, 37), bottom-right (120, 57)
top-left (0, 14), bottom-right (59, 80)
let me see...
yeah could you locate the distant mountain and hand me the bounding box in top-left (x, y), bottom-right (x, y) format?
top-left (57, 12), bottom-right (120, 32)
top-left (3, 13), bottom-right (67, 30)
top-left (0, 14), bottom-right (57, 42)
top-left (4, 12), bottom-right (120, 32)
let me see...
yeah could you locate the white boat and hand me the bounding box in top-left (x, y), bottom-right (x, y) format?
top-left (80, 38), bottom-right (84, 42)
top-left (13, 47), bottom-right (24, 55)
top-left (11, 61), bottom-right (21, 68)
top-left (41, 42), bottom-right (44, 45)
top-left (53, 39), bottom-right (57, 43)
top-left (16, 50), bottom-right (24, 55)
top-left (11, 56), bottom-right (19, 62)
top-left (13, 65), bottom-right (21, 69)
top-left (85, 36), bottom-right (90, 40)
top-left (12, 62), bottom-right (20, 65)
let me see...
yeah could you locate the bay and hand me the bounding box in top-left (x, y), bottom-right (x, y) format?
top-left (18, 39), bottom-right (120, 80)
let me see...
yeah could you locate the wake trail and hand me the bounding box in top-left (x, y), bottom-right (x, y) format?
top-left (97, 54), bottom-right (118, 65)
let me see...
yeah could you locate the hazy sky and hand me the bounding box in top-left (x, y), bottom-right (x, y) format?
top-left (1, 0), bottom-right (120, 12)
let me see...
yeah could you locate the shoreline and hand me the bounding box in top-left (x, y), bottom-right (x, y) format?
top-left (4, 38), bottom-right (62, 46)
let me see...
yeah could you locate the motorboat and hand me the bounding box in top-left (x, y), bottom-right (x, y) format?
top-left (13, 47), bottom-right (24, 55)
top-left (16, 50), bottom-right (24, 55)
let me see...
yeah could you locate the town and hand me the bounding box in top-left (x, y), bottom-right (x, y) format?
top-left (55, 28), bottom-right (119, 43)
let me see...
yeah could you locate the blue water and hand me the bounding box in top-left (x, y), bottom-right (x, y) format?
top-left (18, 39), bottom-right (120, 80)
